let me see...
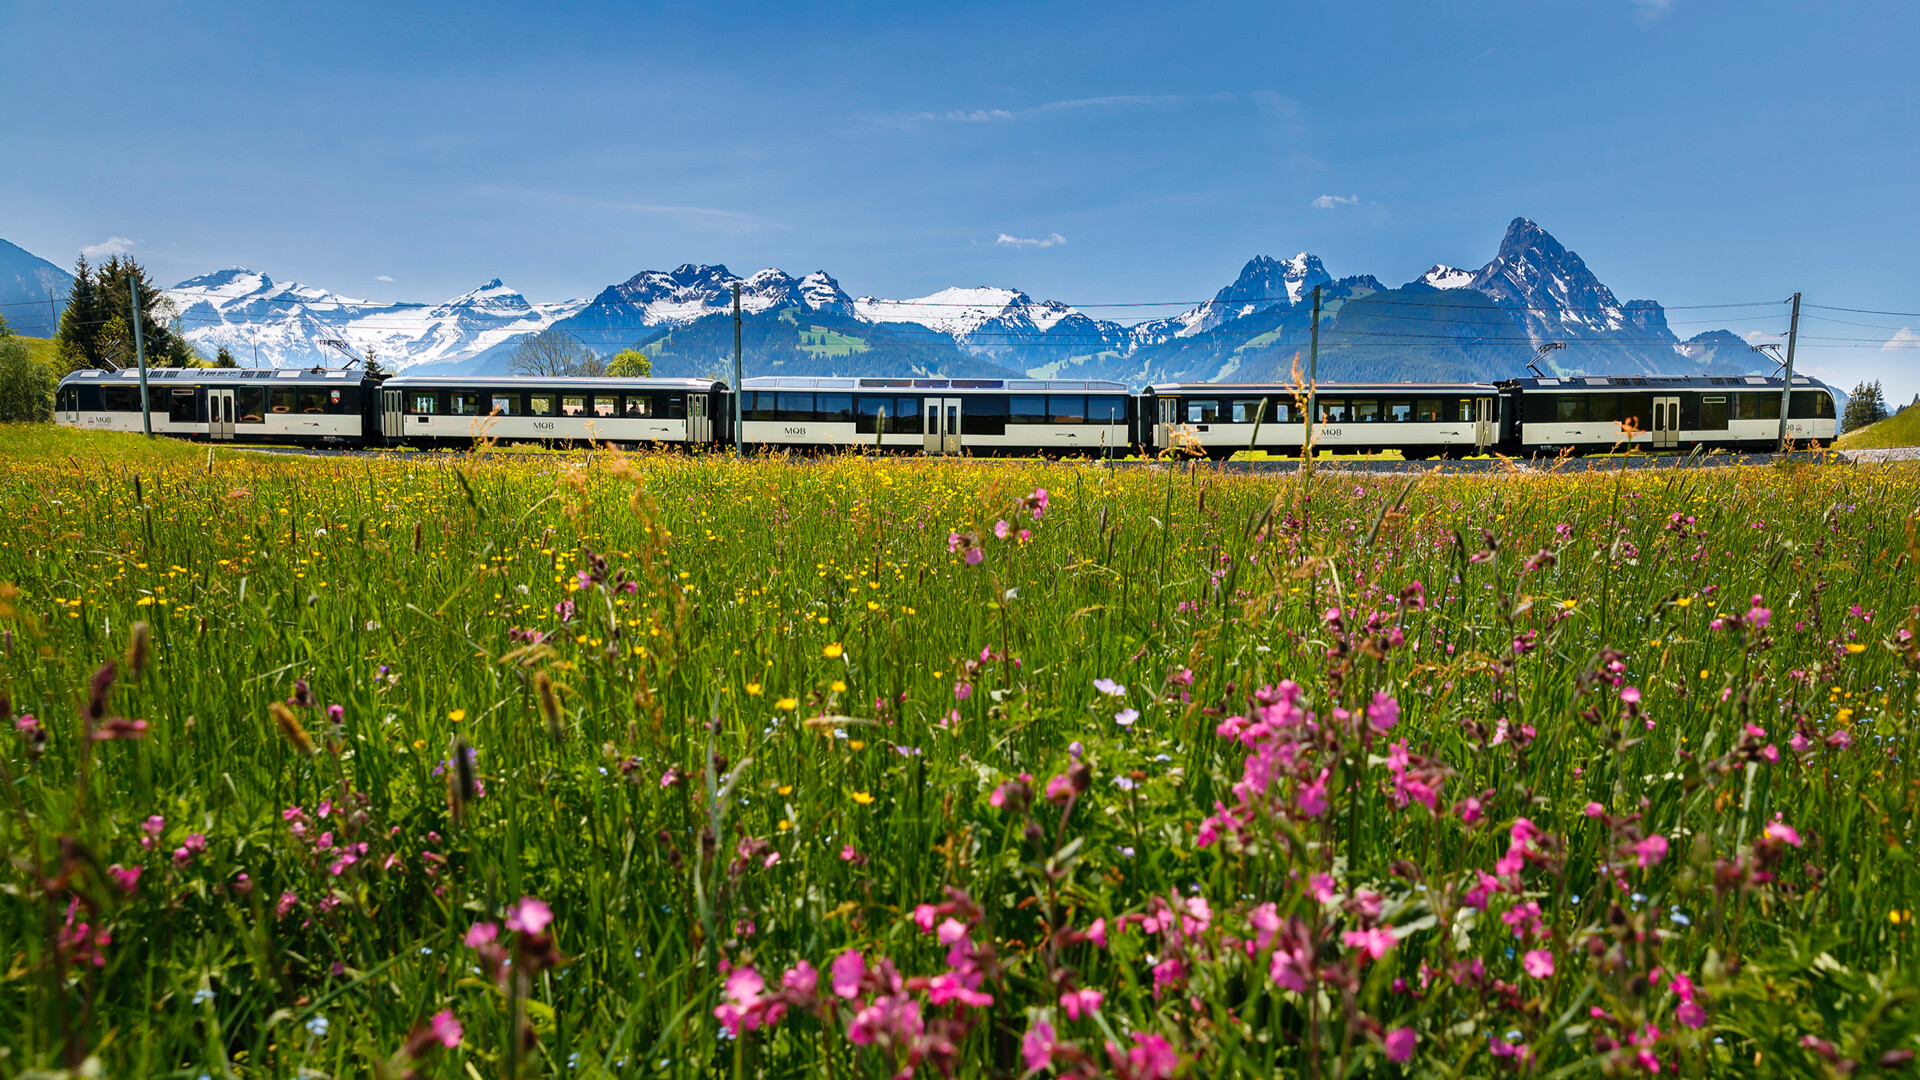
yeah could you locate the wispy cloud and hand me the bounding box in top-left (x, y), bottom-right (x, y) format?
top-left (81, 236), bottom-right (136, 259)
top-left (868, 92), bottom-right (1240, 130)
top-left (1311, 194), bottom-right (1359, 209)
top-left (376, 274), bottom-right (395, 282)
top-left (1883, 327), bottom-right (1920, 351)
top-left (995, 232), bottom-right (1067, 249)
top-left (468, 185), bottom-right (780, 233)
top-left (1630, 0), bottom-right (1673, 22)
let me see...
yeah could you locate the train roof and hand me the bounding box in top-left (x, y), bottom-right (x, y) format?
top-left (1497, 374), bottom-right (1831, 390)
top-left (1147, 381), bottom-right (1497, 394)
top-left (744, 376), bottom-right (1130, 392)
top-left (383, 375), bottom-right (725, 390)
top-left (59, 367), bottom-right (368, 386)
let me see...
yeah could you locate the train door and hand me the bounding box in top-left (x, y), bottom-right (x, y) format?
top-left (688, 393), bottom-right (711, 443)
top-left (1155, 397), bottom-right (1175, 450)
top-left (923, 398), bottom-right (962, 454)
top-left (381, 388), bottom-right (403, 443)
top-left (1651, 395), bottom-right (1680, 449)
top-left (1474, 397), bottom-right (1494, 454)
top-left (208, 388), bottom-right (235, 441)
top-left (64, 385), bottom-right (79, 425)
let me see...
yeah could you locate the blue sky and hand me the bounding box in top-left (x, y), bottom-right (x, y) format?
top-left (2, 0), bottom-right (1916, 397)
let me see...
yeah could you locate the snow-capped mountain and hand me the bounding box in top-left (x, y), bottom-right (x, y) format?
top-left (1412, 264), bottom-right (1475, 290)
top-left (165, 268), bottom-right (584, 369)
top-left (1130, 253), bottom-right (1333, 347)
top-left (853, 287), bottom-right (1131, 364)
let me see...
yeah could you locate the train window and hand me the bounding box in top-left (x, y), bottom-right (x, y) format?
top-left (1789, 391), bottom-right (1835, 419)
top-left (1415, 398), bottom-right (1442, 423)
top-left (1353, 399), bottom-right (1381, 423)
top-left (447, 392), bottom-right (480, 415)
top-left (776, 392), bottom-right (813, 422)
top-left (961, 395), bottom-right (1007, 436)
top-left (103, 385), bottom-right (137, 411)
top-left (817, 394), bottom-right (853, 423)
top-left (740, 392), bottom-right (772, 422)
top-left (1049, 395), bottom-right (1086, 424)
top-left (268, 388), bottom-right (295, 414)
top-left (1555, 396), bottom-right (1588, 423)
top-left (295, 388), bottom-right (325, 414)
top-left (623, 396), bottom-right (652, 417)
top-left (593, 396), bottom-right (617, 418)
top-left (1229, 399), bottom-right (1260, 423)
top-left (528, 394), bottom-right (555, 416)
top-left (1387, 400), bottom-right (1412, 423)
top-left (1591, 395), bottom-right (1620, 423)
top-left (1088, 396), bottom-right (1125, 424)
top-left (1186, 399), bottom-right (1220, 424)
top-left (1699, 395), bottom-right (1728, 431)
top-left (168, 391), bottom-right (197, 423)
top-left (1734, 393), bottom-right (1780, 420)
top-left (489, 394), bottom-right (516, 416)
top-left (893, 397), bottom-right (922, 432)
top-left (237, 387), bottom-right (267, 422)
top-left (408, 392), bottom-right (436, 414)
top-left (561, 396), bottom-right (587, 417)
top-left (1318, 400), bottom-right (1348, 423)
top-left (1009, 395), bottom-right (1047, 424)
top-left (855, 396), bottom-right (888, 433)
top-left (1455, 399), bottom-right (1476, 422)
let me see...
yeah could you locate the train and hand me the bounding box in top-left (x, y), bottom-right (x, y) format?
top-left (53, 367), bottom-right (1838, 458)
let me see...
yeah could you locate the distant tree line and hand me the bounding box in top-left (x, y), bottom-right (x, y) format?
top-left (508, 328), bottom-right (651, 378)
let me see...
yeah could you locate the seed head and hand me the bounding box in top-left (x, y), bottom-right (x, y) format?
top-left (269, 701), bottom-right (316, 756)
top-left (533, 671), bottom-right (563, 742)
top-left (126, 621), bottom-right (152, 676)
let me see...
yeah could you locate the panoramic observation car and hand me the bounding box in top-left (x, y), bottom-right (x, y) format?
top-left (377, 375), bottom-right (727, 448)
top-left (1498, 374), bottom-right (1838, 455)
top-left (1142, 382), bottom-right (1503, 460)
top-left (55, 366), bottom-right (381, 444)
top-left (739, 376), bottom-right (1135, 457)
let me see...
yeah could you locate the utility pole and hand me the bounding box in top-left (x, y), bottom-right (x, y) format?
top-left (1775, 292), bottom-right (1800, 454)
top-left (131, 276), bottom-right (152, 437)
top-left (732, 283), bottom-right (744, 457)
top-left (1305, 284), bottom-right (1321, 459)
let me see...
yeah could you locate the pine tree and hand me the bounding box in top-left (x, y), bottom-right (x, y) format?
top-left (54, 255), bottom-right (102, 370)
top-left (53, 256), bottom-right (195, 370)
top-left (215, 346), bottom-right (238, 368)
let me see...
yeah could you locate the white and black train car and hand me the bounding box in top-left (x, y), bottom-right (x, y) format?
top-left (1498, 374), bottom-right (1838, 455)
top-left (738, 377), bottom-right (1136, 456)
top-left (376, 375), bottom-right (727, 448)
top-left (1142, 382), bottom-right (1504, 460)
top-left (55, 366), bottom-right (381, 444)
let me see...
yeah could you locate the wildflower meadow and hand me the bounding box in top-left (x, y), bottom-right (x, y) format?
top-left (2, 426), bottom-right (1919, 1079)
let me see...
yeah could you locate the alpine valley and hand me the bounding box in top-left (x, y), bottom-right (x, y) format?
top-left (7, 218), bottom-right (1766, 384)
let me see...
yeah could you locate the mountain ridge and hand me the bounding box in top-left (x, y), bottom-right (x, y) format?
top-left (5, 218), bottom-right (1765, 383)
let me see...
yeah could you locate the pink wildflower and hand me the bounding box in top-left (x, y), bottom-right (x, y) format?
top-left (1385, 1027), bottom-right (1418, 1062)
top-left (1022, 1020), bottom-right (1058, 1073)
top-left (1344, 926), bottom-right (1396, 961)
top-left (426, 1010), bottom-right (463, 1048)
top-left (1060, 988), bottom-right (1103, 1020)
top-left (830, 949), bottom-right (865, 998)
top-left (1296, 768), bottom-right (1330, 818)
top-left (1523, 949), bottom-right (1555, 979)
top-left (505, 896), bottom-right (553, 934)
top-left (1634, 835), bottom-right (1670, 868)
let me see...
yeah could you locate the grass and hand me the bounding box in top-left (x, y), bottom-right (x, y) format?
top-left (1839, 407), bottom-right (1920, 449)
top-left (2, 426), bottom-right (1919, 1077)
top-left (797, 327), bottom-right (869, 359)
